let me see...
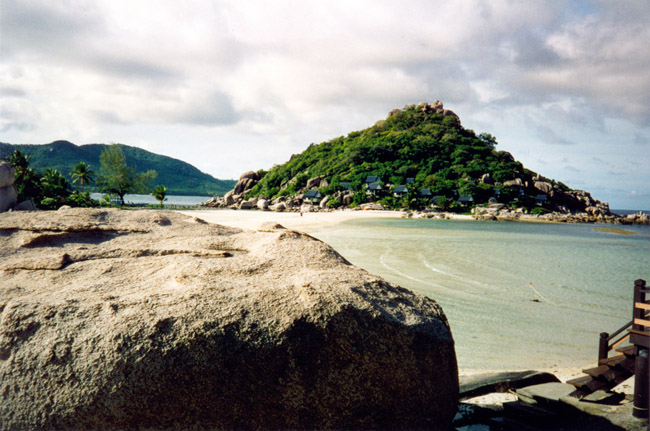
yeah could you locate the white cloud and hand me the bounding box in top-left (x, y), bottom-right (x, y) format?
top-left (1, 0), bottom-right (649, 208)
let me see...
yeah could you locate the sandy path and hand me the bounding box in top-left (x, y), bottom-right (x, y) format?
top-left (180, 209), bottom-right (403, 232)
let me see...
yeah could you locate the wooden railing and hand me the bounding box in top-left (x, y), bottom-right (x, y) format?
top-left (598, 279), bottom-right (648, 361)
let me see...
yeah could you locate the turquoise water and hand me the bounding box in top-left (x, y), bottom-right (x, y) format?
top-left (310, 219), bottom-right (650, 370)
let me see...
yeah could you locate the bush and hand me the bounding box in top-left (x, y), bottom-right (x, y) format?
top-left (327, 198), bottom-right (341, 209)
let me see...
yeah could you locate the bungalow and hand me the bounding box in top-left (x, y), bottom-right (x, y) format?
top-left (303, 190), bottom-right (323, 204)
top-left (364, 176), bottom-right (381, 185)
top-left (339, 182), bottom-right (351, 190)
top-left (406, 177), bottom-right (415, 184)
top-left (367, 182), bottom-right (382, 196)
top-left (493, 188), bottom-right (502, 197)
top-left (418, 189), bottom-right (433, 199)
top-left (393, 185), bottom-right (408, 198)
top-left (535, 194), bottom-right (548, 205)
top-left (458, 195), bottom-right (474, 206)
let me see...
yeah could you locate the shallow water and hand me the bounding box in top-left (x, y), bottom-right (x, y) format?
top-left (310, 218), bottom-right (650, 370)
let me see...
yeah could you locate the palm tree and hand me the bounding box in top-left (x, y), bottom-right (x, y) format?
top-left (70, 162), bottom-right (95, 192)
top-left (151, 185), bottom-right (167, 207)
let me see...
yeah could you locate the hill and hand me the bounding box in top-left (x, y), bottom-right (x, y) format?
top-left (0, 141), bottom-right (235, 196)
top-left (240, 101), bottom-right (609, 215)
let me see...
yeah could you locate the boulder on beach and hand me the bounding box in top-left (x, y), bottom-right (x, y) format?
top-left (0, 208), bottom-right (458, 430)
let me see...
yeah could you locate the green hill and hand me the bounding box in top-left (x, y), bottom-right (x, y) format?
top-left (0, 141), bottom-right (235, 196)
top-left (246, 102), bottom-right (589, 212)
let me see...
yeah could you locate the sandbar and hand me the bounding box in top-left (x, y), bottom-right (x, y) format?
top-left (180, 208), bottom-right (403, 232)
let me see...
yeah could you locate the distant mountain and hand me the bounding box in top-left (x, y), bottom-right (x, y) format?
top-left (0, 141), bottom-right (236, 196)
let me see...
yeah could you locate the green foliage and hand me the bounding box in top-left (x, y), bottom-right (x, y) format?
top-left (0, 141), bottom-right (236, 196)
top-left (243, 104), bottom-right (538, 211)
top-left (67, 190), bottom-right (99, 208)
top-left (97, 144), bottom-right (158, 206)
top-left (151, 184), bottom-right (168, 207)
top-left (4, 149), bottom-right (101, 209)
top-left (70, 161), bottom-right (95, 191)
top-left (327, 198), bottom-right (341, 209)
top-left (40, 168), bottom-right (71, 209)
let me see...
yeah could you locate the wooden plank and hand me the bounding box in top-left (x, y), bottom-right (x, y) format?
top-left (615, 344), bottom-right (635, 356)
top-left (599, 354), bottom-right (626, 367)
top-left (611, 334), bottom-right (630, 350)
top-left (633, 317), bottom-right (650, 327)
top-left (635, 302), bottom-right (650, 311)
top-left (583, 365), bottom-right (619, 381)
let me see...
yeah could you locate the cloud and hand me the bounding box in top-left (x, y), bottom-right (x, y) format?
top-left (1, 0), bottom-right (649, 208)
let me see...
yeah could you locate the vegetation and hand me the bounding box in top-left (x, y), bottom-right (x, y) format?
top-left (70, 162), bottom-right (95, 192)
top-left (97, 145), bottom-right (158, 206)
top-left (151, 184), bottom-right (168, 207)
top-left (245, 104), bottom-right (548, 211)
top-left (0, 140), bottom-right (236, 196)
top-left (4, 149), bottom-right (99, 209)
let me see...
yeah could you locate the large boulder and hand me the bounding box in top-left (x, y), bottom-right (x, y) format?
top-left (232, 170), bottom-right (261, 196)
top-left (0, 209), bottom-right (458, 430)
top-left (0, 161), bottom-right (14, 188)
top-left (0, 161), bottom-right (17, 212)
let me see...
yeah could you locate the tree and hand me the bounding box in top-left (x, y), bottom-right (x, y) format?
top-left (151, 184), bottom-right (167, 207)
top-left (70, 162), bottom-right (95, 192)
top-left (40, 168), bottom-right (71, 209)
top-left (97, 144), bottom-right (157, 206)
top-left (6, 150), bottom-right (42, 203)
top-left (478, 132), bottom-right (498, 148)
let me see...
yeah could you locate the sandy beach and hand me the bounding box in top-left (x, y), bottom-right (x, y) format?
top-left (180, 208), bottom-right (405, 232)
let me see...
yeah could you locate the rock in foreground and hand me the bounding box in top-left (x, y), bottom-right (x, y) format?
top-left (0, 209), bottom-right (458, 430)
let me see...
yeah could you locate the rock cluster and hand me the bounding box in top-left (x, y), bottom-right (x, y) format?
top-left (415, 100), bottom-right (460, 120)
top-left (0, 161), bottom-right (18, 212)
top-left (0, 208), bottom-right (458, 430)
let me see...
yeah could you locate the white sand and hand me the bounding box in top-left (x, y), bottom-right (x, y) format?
top-left (180, 209), bottom-right (404, 232)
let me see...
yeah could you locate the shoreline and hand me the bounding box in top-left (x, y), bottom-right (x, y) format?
top-left (181, 207), bottom-right (649, 232)
top-left (180, 208), bottom-right (404, 231)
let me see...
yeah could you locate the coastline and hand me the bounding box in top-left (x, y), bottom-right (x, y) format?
top-left (180, 208), bottom-right (404, 231)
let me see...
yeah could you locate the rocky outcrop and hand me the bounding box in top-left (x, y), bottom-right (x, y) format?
top-left (0, 161), bottom-right (18, 212)
top-left (0, 208), bottom-right (458, 430)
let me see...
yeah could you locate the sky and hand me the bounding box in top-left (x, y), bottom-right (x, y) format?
top-left (1, 1), bottom-right (649, 209)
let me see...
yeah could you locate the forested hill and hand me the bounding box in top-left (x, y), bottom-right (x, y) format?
top-left (0, 141), bottom-right (235, 196)
top-left (245, 101), bottom-right (607, 214)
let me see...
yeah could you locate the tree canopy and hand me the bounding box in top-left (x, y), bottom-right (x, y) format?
top-left (97, 144), bottom-right (157, 206)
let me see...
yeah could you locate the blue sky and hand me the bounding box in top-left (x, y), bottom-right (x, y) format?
top-left (1, 0), bottom-right (649, 209)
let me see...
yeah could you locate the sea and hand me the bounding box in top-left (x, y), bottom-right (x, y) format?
top-left (309, 217), bottom-right (650, 371)
top-left (90, 193), bottom-right (209, 206)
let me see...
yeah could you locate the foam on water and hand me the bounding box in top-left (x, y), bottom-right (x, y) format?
top-left (311, 218), bottom-right (650, 370)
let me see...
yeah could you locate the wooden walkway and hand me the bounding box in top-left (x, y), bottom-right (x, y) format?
top-left (565, 279), bottom-right (648, 419)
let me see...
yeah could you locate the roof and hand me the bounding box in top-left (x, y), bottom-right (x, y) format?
top-left (365, 176), bottom-right (381, 184)
top-left (304, 190), bottom-right (322, 199)
top-left (394, 185), bottom-right (408, 193)
top-left (368, 182), bottom-right (382, 191)
top-left (339, 182), bottom-right (351, 189)
top-left (418, 189), bottom-right (432, 197)
top-left (458, 195), bottom-right (474, 203)
top-left (406, 178), bottom-right (415, 184)
top-left (536, 194), bottom-right (547, 201)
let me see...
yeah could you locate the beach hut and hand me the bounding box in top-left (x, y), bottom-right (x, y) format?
top-left (304, 190), bottom-right (323, 204)
top-left (366, 182), bottom-right (382, 197)
top-left (364, 176), bottom-right (381, 186)
top-left (406, 177), bottom-right (415, 184)
top-left (393, 185), bottom-right (408, 198)
top-left (339, 182), bottom-right (351, 190)
top-left (458, 195), bottom-right (474, 206)
top-left (418, 189), bottom-right (433, 199)
top-left (535, 194), bottom-right (547, 205)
